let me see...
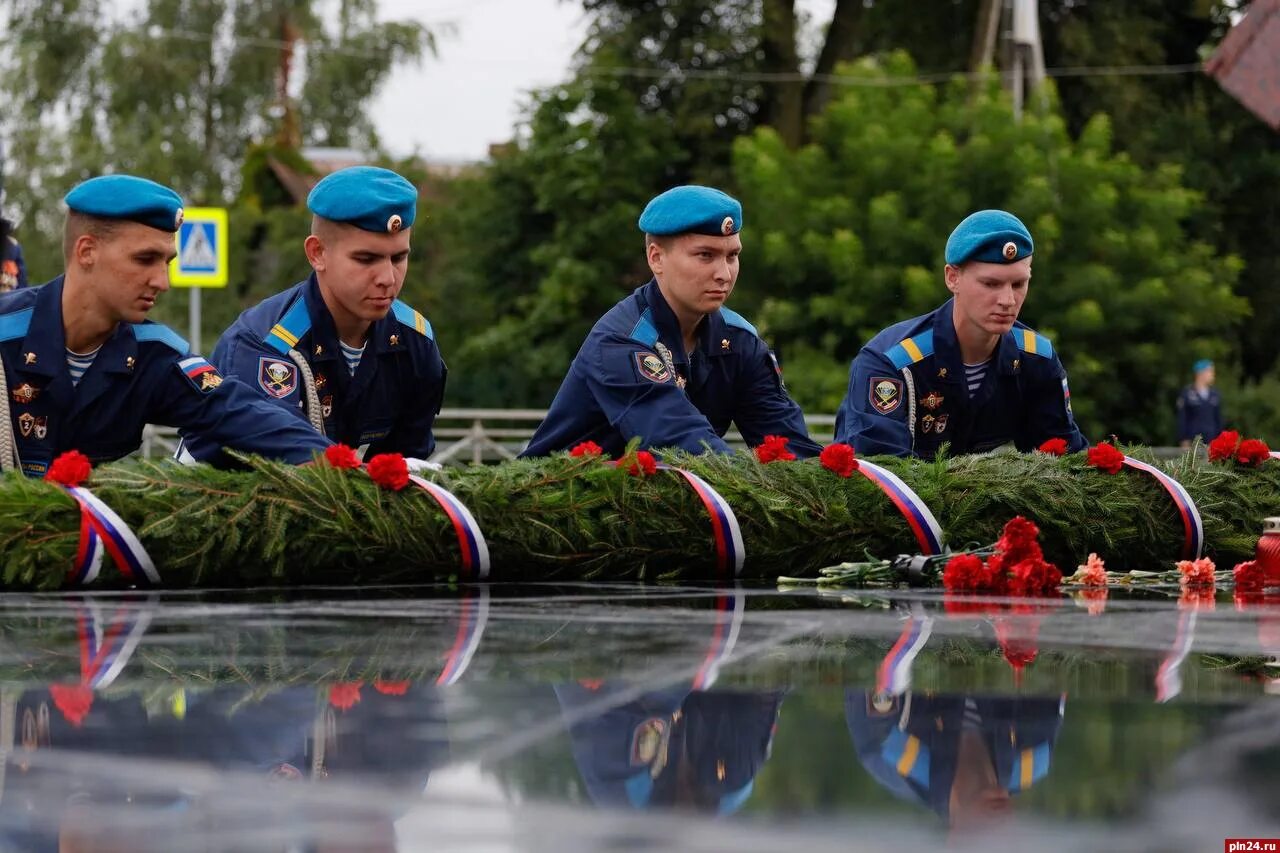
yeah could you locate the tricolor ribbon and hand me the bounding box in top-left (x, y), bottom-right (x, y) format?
top-left (855, 460), bottom-right (946, 555)
top-left (1155, 610), bottom-right (1196, 703)
top-left (63, 486), bottom-right (158, 586)
top-left (435, 585), bottom-right (490, 686)
top-left (692, 588), bottom-right (746, 690)
top-left (1122, 456), bottom-right (1204, 560)
top-left (875, 610), bottom-right (934, 697)
top-left (76, 600), bottom-right (155, 688)
top-left (407, 475), bottom-right (491, 580)
top-left (658, 464), bottom-right (745, 577)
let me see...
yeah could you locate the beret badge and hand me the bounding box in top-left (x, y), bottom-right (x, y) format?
top-left (721, 216), bottom-right (734, 236)
top-left (1002, 241), bottom-right (1017, 261)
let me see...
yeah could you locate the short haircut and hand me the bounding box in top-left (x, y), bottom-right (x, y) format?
top-left (63, 211), bottom-right (122, 261)
top-left (644, 232), bottom-right (673, 251)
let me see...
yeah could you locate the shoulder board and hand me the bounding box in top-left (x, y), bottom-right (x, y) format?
top-left (132, 322), bottom-right (190, 353)
top-left (1014, 328), bottom-right (1054, 359)
top-left (719, 307), bottom-right (760, 338)
top-left (628, 308), bottom-right (659, 348)
top-left (391, 300), bottom-right (434, 340)
top-left (0, 307), bottom-right (33, 343)
top-left (263, 295), bottom-right (313, 355)
top-left (885, 331), bottom-right (934, 371)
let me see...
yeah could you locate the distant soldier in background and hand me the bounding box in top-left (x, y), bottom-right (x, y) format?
top-left (1177, 358), bottom-right (1223, 448)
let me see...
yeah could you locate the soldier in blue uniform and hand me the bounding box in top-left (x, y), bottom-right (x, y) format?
top-left (181, 166), bottom-right (446, 465)
top-left (1, 216), bottom-right (27, 292)
top-left (554, 681), bottom-right (784, 814)
top-left (834, 210), bottom-right (1087, 458)
top-left (522, 185), bottom-right (820, 459)
top-left (1176, 358), bottom-right (1223, 448)
top-left (0, 175), bottom-right (331, 476)
top-left (846, 690), bottom-right (1064, 830)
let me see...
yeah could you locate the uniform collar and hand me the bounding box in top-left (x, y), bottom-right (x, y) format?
top-left (18, 277), bottom-right (138, 378)
top-left (300, 275), bottom-right (390, 363)
top-left (931, 298), bottom-right (1023, 379)
top-left (640, 280), bottom-right (730, 360)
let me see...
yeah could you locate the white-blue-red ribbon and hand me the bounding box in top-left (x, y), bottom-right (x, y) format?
top-left (692, 588), bottom-right (746, 690)
top-left (1122, 456), bottom-right (1204, 560)
top-left (658, 464), bottom-right (745, 577)
top-left (875, 611), bottom-right (934, 697)
top-left (76, 599), bottom-right (154, 688)
top-left (855, 460), bottom-right (946, 555)
top-left (1155, 610), bottom-right (1196, 703)
top-left (408, 475), bottom-right (491, 580)
top-left (64, 486), bottom-right (158, 586)
top-left (435, 585), bottom-right (490, 685)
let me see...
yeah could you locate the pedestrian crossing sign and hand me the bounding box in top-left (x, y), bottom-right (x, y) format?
top-left (170, 207), bottom-right (228, 287)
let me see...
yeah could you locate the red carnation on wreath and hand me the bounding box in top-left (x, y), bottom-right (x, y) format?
top-left (1236, 438), bottom-right (1271, 467)
top-left (373, 679), bottom-right (410, 696)
top-left (754, 434), bottom-right (796, 464)
top-left (49, 684), bottom-right (94, 727)
top-left (1086, 441), bottom-right (1125, 475)
top-left (328, 681), bottom-right (364, 711)
top-left (570, 441), bottom-right (604, 458)
top-left (45, 450), bottom-right (92, 487)
top-left (615, 450), bottom-right (658, 477)
top-left (819, 443), bottom-right (858, 477)
top-left (366, 453), bottom-right (410, 491)
top-left (323, 443), bottom-right (361, 469)
top-left (1037, 437), bottom-right (1068, 456)
top-left (1207, 430), bottom-right (1240, 462)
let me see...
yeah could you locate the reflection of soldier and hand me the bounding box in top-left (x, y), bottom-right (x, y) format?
top-left (555, 682), bottom-right (784, 814)
top-left (846, 691), bottom-right (1064, 829)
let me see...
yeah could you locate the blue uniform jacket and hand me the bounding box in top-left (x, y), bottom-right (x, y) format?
top-left (834, 299), bottom-right (1087, 458)
top-left (1176, 385), bottom-right (1222, 442)
top-left (0, 277), bottom-right (330, 476)
top-left (182, 275), bottom-right (446, 461)
top-left (522, 280), bottom-right (820, 458)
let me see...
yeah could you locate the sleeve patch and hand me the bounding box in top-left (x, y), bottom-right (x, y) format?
top-left (634, 351), bottom-right (672, 384)
top-left (869, 376), bottom-right (903, 415)
top-left (179, 356), bottom-right (224, 393)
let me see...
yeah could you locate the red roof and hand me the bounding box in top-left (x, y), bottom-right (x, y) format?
top-left (1205, 0), bottom-right (1280, 130)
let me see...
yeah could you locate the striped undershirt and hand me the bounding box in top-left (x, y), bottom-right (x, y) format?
top-left (66, 346), bottom-right (102, 387)
top-left (964, 359), bottom-right (991, 399)
top-left (338, 340), bottom-right (365, 376)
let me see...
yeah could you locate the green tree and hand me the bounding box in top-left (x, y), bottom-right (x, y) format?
top-left (731, 53), bottom-right (1247, 444)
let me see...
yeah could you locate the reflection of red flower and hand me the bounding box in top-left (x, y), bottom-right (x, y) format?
top-left (1178, 587), bottom-right (1216, 611)
top-left (1079, 588), bottom-right (1108, 615)
top-left (943, 593), bottom-right (989, 614)
top-left (1234, 589), bottom-right (1265, 610)
top-left (615, 450), bottom-right (658, 477)
top-left (1037, 438), bottom-right (1068, 456)
top-left (1208, 430), bottom-right (1240, 462)
top-left (366, 454), bottom-right (409, 490)
top-left (570, 441), bottom-right (604, 457)
top-left (328, 682), bottom-right (364, 711)
top-left (1177, 556), bottom-right (1217, 588)
top-left (1236, 438), bottom-right (1271, 467)
top-left (819, 443), bottom-right (858, 477)
top-left (754, 435), bottom-right (796, 463)
top-left (943, 554), bottom-right (986, 591)
top-left (1234, 559), bottom-right (1265, 592)
top-left (45, 451), bottom-right (92, 487)
top-left (323, 444), bottom-right (361, 469)
top-left (49, 684), bottom-right (94, 727)
top-left (372, 679), bottom-right (410, 696)
top-left (994, 614), bottom-right (1040, 683)
top-left (1086, 442), bottom-right (1125, 474)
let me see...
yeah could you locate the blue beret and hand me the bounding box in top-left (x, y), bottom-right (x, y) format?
top-left (638, 185), bottom-right (742, 237)
top-left (64, 175), bottom-right (185, 232)
top-left (307, 166), bottom-right (418, 234)
top-left (944, 209), bottom-right (1034, 265)
top-left (1193, 358), bottom-right (1214, 373)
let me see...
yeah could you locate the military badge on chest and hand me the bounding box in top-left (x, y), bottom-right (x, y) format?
top-left (10, 383), bottom-right (38, 405)
top-left (919, 413), bottom-right (949, 435)
top-left (17, 413), bottom-right (47, 440)
top-left (920, 391), bottom-right (944, 411)
top-left (258, 356), bottom-right (298, 398)
top-left (868, 376), bottom-right (903, 415)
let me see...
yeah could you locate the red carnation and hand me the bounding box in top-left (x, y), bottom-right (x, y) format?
top-left (45, 450), bottom-right (92, 487)
top-left (366, 453), bottom-right (410, 491)
top-left (754, 435), bottom-right (796, 463)
top-left (323, 443), bottom-right (361, 469)
top-left (1177, 556), bottom-right (1217, 588)
top-left (49, 684), bottom-right (94, 727)
top-left (995, 516), bottom-right (1042, 563)
top-left (372, 679), bottom-right (410, 696)
top-left (1037, 438), bottom-right (1068, 456)
top-left (1233, 559), bottom-right (1266, 592)
top-left (615, 450), bottom-right (658, 477)
top-left (819, 443), bottom-right (858, 477)
top-left (570, 441), bottom-right (604, 458)
top-left (1086, 441), bottom-right (1125, 474)
top-left (1236, 438), bottom-right (1271, 467)
top-left (1208, 430), bottom-right (1240, 462)
top-left (1008, 557), bottom-right (1063, 596)
top-left (942, 554), bottom-right (986, 591)
top-left (328, 681), bottom-right (364, 711)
